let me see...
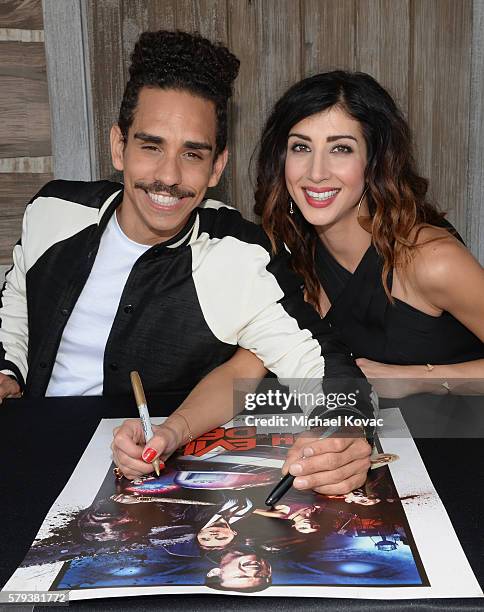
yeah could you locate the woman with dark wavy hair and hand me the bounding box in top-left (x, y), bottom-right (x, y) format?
top-left (254, 71), bottom-right (484, 397)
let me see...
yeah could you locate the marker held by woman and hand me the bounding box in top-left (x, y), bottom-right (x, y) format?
top-left (130, 371), bottom-right (160, 476)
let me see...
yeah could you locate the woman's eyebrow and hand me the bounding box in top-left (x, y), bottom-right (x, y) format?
top-left (288, 132), bottom-right (311, 142)
top-left (327, 134), bottom-right (358, 142)
top-left (288, 133), bottom-right (358, 143)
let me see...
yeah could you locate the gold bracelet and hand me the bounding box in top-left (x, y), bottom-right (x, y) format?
top-left (426, 364), bottom-right (450, 392)
top-left (173, 411), bottom-right (194, 444)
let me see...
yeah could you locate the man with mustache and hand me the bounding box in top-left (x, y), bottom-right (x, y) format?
top-left (205, 548), bottom-right (272, 592)
top-left (0, 30), bottom-right (373, 495)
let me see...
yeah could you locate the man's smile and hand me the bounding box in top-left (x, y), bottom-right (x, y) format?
top-left (145, 191), bottom-right (184, 210)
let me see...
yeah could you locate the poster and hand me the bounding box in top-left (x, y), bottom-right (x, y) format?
top-left (3, 409), bottom-right (482, 600)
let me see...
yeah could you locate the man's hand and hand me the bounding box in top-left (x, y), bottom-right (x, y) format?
top-left (111, 418), bottom-right (182, 480)
top-left (0, 373), bottom-right (21, 403)
top-left (282, 433), bottom-right (372, 495)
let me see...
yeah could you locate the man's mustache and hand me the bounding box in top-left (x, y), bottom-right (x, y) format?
top-left (135, 181), bottom-right (195, 199)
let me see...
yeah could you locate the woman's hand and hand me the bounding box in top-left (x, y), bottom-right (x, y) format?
top-left (111, 418), bottom-right (182, 480)
top-left (282, 432), bottom-right (372, 495)
top-left (355, 358), bottom-right (449, 398)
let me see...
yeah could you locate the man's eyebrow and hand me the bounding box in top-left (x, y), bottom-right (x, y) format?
top-left (184, 140), bottom-right (213, 152)
top-left (134, 132), bottom-right (164, 144)
top-left (133, 132), bottom-right (212, 152)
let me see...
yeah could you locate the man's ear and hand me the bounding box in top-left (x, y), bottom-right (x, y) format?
top-left (208, 148), bottom-right (229, 187)
top-left (110, 124), bottom-right (125, 172)
top-left (206, 568), bottom-right (221, 578)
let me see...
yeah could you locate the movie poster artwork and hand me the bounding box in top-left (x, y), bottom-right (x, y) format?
top-left (4, 409), bottom-right (482, 600)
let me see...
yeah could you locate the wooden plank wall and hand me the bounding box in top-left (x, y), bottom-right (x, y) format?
top-left (469, 0), bottom-right (484, 264)
top-left (42, 0), bottom-right (98, 182)
top-left (0, 0), bottom-right (52, 265)
top-left (0, 1), bottom-right (478, 262)
top-left (0, 1), bottom-right (480, 263)
top-left (83, 0), bottom-right (476, 246)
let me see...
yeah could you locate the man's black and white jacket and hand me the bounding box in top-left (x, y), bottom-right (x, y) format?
top-left (0, 180), bottom-right (374, 423)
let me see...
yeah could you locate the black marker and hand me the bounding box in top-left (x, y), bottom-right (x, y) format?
top-left (265, 424), bottom-right (339, 506)
top-left (265, 473), bottom-right (294, 506)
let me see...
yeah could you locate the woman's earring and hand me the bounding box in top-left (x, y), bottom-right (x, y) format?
top-left (356, 188), bottom-right (367, 215)
top-left (289, 197), bottom-right (294, 215)
top-left (356, 186), bottom-right (372, 232)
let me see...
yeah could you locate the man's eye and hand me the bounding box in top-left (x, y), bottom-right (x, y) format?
top-left (141, 145), bottom-right (159, 152)
top-left (184, 151), bottom-right (202, 160)
top-left (331, 144), bottom-right (353, 153)
top-left (290, 143), bottom-right (310, 153)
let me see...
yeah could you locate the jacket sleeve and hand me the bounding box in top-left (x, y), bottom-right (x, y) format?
top-left (236, 238), bottom-right (377, 437)
top-left (0, 211), bottom-right (29, 389)
top-left (189, 206), bottom-right (376, 436)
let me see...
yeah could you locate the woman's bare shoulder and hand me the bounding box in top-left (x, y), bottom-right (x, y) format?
top-left (407, 224), bottom-right (483, 305)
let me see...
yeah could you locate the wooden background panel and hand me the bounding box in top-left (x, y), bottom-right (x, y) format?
top-left (175, 0), bottom-right (227, 41)
top-left (120, 0), bottom-right (176, 71)
top-left (259, 0), bottom-right (302, 119)
top-left (0, 40), bottom-right (46, 78)
top-left (255, 0), bottom-right (302, 217)
top-left (410, 0), bottom-right (472, 235)
top-left (302, 0), bottom-right (356, 75)
top-left (85, 0), bottom-right (126, 181)
top-left (82, 0), bottom-right (478, 246)
top-left (356, 0), bottom-right (410, 116)
top-left (0, 0), bottom-right (43, 29)
top-left (128, 0), bottom-right (176, 31)
top-left (0, 172), bottom-right (52, 263)
top-left (43, 0), bottom-right (97, 180)
top-left (229, 0), bottom-right (302, 220)
top-left (0, 41), bottom-right (51, 158)
top-left (228, 0), bottom-right (263, 215)
top-left (260, 0), bottom-right (302, 103)
top-left (468, 0), bottom-right (484, 263)
top-left (119, 1), bottom-right (148, 73)
top-left (0, 156), bottom-right (51, 173)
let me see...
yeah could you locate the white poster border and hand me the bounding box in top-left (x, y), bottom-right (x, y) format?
top-left (4, 408), bottom-right (482, 600)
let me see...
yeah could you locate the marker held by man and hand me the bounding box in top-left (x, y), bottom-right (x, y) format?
top-left (265, 424), bottom-right (340, 506)
top-left (130, 371), bottom-right (161, 476)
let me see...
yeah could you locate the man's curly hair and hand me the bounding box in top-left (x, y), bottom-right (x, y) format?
top-left (118, 30), bottom-right (240, 157)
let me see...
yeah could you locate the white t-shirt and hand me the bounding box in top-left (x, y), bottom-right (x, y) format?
top-left (45, 212), bottom-right (150, 396)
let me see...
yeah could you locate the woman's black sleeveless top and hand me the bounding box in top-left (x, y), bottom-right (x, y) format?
top-left (314, 240), bottom-right (484, 366)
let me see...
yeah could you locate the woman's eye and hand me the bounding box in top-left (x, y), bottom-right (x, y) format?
top-left (331, 144), bottom-right (353, 153)
top-left (291, 143), bottom-right (310, 153)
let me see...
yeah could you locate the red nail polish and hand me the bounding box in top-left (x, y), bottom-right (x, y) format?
top-left (142, 447), bottom-right (157, 463)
